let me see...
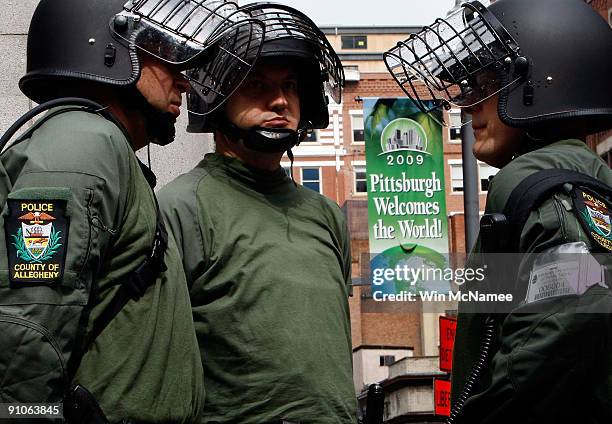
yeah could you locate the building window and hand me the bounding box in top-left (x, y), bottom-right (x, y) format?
top-left (379, 355), bottom-right (395, 366)
top-left (449, 163), bottom-right (464, 193)
top-left (303, 130), bottom-right (318, 142)
top-left (478, 163), bottom-right (498, 192)
top-left (354, 167), bottom-right (367, 193)
top-left (341, 35), bottom-right (367, 49)
top-left (351, 113), bottom-right (365, 143)
top-left (302, 168), bottom-right (321, 193)
top-left (449, 109), bottom-right (462, 143)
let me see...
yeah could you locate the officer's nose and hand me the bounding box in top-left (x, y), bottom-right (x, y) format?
top-left (268, 85), bottom-right (290, 112)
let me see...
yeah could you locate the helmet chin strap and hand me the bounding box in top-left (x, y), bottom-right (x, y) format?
top-left (244, 127), bottom-right (302, 185)
top-left (217, 117), bottom-right (307, 185)
top-left (216, 117), bottom-right (312, 186)
top-left (121, 87), bottom-right (177, 147)
top-left (144, 107), bottom-right (176, 147)
top-left (286, 147), bottom-right (297, 186)
top-left (218, 116), bottom-right (304, 153)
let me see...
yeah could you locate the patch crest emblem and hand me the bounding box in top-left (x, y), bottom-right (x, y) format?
top-left (5, 199), bottom-right (69, 285)
top-left (572, 187), bottom-right (612, 252)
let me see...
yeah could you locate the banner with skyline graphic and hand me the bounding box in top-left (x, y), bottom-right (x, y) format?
top-left (364, 98), bottom-right (451, 297)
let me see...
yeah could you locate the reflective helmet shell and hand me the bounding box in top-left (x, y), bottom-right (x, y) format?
top-left (489, 0), bottom-right (612, 132)
top-left (20, 0), bottom-right (258, 107)
top-left (383, 0), bottom-right (612, 134)
top-left (187, 2), bottom-right (344, 134)
top-left (20, 0), bottom-right (138, 102)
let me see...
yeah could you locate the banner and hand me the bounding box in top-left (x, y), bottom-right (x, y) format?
top-left (364, 98), bottom-right (450, 298)
top-left (439, 315), bottom-right (457, 372)
top-left (434, 379), bottom-right (452, 417)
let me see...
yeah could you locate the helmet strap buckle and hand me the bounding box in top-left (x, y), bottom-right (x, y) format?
top-left (523, 81), bottom-right (534, 106)
top-left (104, 44), bottom-right (117, 67)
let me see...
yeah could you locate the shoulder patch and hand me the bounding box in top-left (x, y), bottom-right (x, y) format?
top-left (5, 199), bottom-right (69, 285)
top-left (572, 187), bottom-right (612, 252)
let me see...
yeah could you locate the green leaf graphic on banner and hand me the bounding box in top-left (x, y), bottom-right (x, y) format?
top-left (400, 243), bottom-right (418, 254)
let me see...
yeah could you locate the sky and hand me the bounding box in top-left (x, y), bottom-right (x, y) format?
top-left (238, 0), bottom-right (458, 27)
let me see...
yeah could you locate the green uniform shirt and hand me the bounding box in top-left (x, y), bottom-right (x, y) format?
top-left (159, 153), bottom-right (357, 424)
top-left (0, 109), bottom-right (203, 423)
top-left (452, 139), bottom-right (612, 423)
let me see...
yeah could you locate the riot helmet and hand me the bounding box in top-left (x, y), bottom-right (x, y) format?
top-left (383, 0), bottom-right (612, 134)
top-left (20, 0), bottom-right (265, 144)
top-left (187, 2), bottom-right (345, 153)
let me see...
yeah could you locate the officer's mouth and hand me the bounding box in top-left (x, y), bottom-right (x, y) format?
top-left (262, 117), bottom-right (290, 128)
top-left (472, 123), bottom-right (487, 137)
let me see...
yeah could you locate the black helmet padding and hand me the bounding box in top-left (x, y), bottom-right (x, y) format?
top-left (262, 38), bottom-right (330, 130)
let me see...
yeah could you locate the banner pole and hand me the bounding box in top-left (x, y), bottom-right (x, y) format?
top-left (461, 111), bottom-right (480, 253)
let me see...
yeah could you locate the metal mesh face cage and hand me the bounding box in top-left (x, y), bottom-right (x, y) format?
top-left (112, 0), bottom-right (265, 114)
top-left (112, 0), bottom-right (263, 65)
top-left (241, 2), bottom-right (345, 104)
top-left (186, 20), bottom-right (265, 115)
top-left (383, 1), bottom-right (521, 115)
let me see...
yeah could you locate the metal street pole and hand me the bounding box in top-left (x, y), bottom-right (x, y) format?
top-left (461, 111), bottom-right (480, 252)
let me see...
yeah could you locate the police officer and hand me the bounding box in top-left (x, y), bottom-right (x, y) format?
top-left (384, 0), bottom-right (612, 422)
top-left (0, 0), bottom-right (263, 422)
top-left (159, 3), bottom-right (357, 423)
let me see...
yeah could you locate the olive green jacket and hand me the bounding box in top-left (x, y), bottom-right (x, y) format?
top-left (159, 153), bottom-right (357, 424)
top-left (452, 139), bottom-right (612, 424)
top-left (0, 109), bottom-right (203, 423)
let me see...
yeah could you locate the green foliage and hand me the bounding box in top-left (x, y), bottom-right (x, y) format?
top-left (40, 228), bottom-right (62, 262)
top-left (581, 208), bottom-right (610, 238)
top-left (365, 101), bottom-right (389, 146)
top-left (11, 227), bottom-right (62, 263)
top-left (12, 229), bottom-right (32, 262)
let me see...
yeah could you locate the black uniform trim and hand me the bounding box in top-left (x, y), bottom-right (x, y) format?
top-left (502, 168), bottom-right (612, 253)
